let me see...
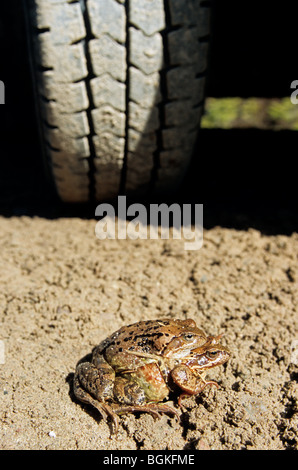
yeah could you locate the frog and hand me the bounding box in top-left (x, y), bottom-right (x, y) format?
top-left (73, 318), bottom-right (230, 432)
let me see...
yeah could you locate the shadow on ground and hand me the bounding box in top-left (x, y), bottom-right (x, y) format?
top-left (1, 123), bottom-right (297, 237)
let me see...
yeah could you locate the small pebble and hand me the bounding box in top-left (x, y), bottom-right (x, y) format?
top-left (48, 431), bottom-right (56, 438)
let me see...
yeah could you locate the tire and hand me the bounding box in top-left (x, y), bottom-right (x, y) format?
top-left (24, 0), bottom-right (210, 203)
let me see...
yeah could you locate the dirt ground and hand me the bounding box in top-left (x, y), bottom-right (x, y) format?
top-left (0, 215), bottom-right (297, 450)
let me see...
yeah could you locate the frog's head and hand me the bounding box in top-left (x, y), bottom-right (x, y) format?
top-left (160, 319), bottom-right (209, 358)
top-left (184, 333), bottom-right (231, 371)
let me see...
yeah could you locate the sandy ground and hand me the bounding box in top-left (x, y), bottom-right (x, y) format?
top-left (0, 215), bottom-right (297, 450)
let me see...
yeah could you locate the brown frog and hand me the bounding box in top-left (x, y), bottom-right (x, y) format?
top-left (73, 319), bottom-right (230, 432)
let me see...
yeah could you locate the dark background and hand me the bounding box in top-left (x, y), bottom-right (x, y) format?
top-left (0, 0), bottom-right (297, 234)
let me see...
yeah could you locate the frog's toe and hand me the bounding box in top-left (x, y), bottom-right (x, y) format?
top-left (79, 394), bottom-right (119, 432)
top-left (147, 403), bottom-right (179, 418)
top-left (112, 402), bottom-right (179, 419)
top-left (113, 404), bottom-right (161, 419)
top-left (98, 402), bottom-right (119, 434)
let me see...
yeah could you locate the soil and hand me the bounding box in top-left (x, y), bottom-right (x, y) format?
top-left (0, 215), bottom-right (297, 450)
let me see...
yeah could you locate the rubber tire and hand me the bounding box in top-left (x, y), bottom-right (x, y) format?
top-left (25, 0), bottom-right (210, 203)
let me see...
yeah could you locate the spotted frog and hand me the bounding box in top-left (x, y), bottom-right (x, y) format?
top-left (73, 319), bottom-right (230, 432)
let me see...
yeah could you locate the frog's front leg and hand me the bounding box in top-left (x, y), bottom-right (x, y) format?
top-left (171, 365), bottom-right (219, 406)
top-left (73, 356), bottom-right (119, 432)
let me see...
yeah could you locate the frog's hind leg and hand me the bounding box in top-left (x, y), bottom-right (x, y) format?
top-left (73, 362), bottom-right (119, 433)
top-left (112, 376), bottom-right (178, 419)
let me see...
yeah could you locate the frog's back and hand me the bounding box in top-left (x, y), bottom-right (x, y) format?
top-left (95, 318), bottom-right (204, 358)
top-left (95, 320), bottom-right (170, 356)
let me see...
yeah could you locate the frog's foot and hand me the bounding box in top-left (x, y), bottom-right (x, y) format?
top-left (178, 380), bottom-right (219, 407)
top-left (112, 402), bottom-right (179, 419)
top-left (89, 395), bottom-right (120, 433)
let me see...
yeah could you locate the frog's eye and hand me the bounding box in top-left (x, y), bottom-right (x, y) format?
top-left (183, 333), bottom-right (194, 341)
top-left (206, 351), bottom-right (220, 359)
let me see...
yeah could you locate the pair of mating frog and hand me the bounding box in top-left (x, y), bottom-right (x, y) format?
top-left (74, 318), bottom-right (230, 432)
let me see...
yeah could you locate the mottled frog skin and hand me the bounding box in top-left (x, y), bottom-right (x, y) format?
top-left (73, 319), bottom-right (230, 432)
